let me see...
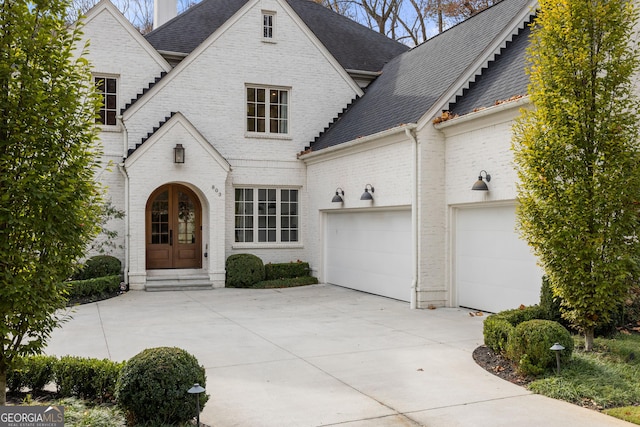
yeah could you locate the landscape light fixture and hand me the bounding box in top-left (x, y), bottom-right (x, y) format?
top-left (360, 184), bottom-right (375, 200)
top-left (187, 383), bottom-right (205, 426)
top-left (550, 343), bottom-right (565, 375)
top-left (332, 188), bottom-right (344, 203)
top-left (174, 143), bottom-right (185, 164)
top-left (471, 170), bottom-right (491, 191)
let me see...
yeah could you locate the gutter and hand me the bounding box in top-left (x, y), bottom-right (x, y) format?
top-left (299, 125), bottom-right (411, 161)
top-left (117, 115), bottom-right (130, 287)
top-left (405, 126), bottom-right (419, 309)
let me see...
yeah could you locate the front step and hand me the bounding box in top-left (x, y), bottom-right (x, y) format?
top-left (145, 271), bottom-right (212, 291)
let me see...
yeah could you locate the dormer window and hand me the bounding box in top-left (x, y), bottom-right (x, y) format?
top-left (262, 11), bottom-right (275, 40)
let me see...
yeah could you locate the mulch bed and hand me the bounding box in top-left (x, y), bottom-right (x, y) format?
top-left (472, 345), bottom-right (534, 386)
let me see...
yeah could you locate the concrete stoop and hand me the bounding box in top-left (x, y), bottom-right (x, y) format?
top-left (145, 270), bottom-right (212, 291)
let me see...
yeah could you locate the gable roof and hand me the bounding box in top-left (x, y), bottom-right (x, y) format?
top-left (144, 0), bottom-right (408, 72)
top-left (308, 0), bottom-right (536, 151)
top-left (450, 19), bottom-right (532, 116)
top-left (83, 0), bottom-right (171, 72)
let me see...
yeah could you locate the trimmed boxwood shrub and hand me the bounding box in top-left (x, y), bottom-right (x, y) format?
top-left (483, 305), bottom-right (545, 353)
top-left (507, 319), bottom-right (573, 376)
top-left (7, 355), bottom-right (122, 402)
top-left (483, 315), bottom-right (515, 353)
top-left (65, 275), bottom-right (121, 301)
top-left (55, 356), bottom-right (124, 402)
top-left (115, 347), bottom-right (208, 426)
top-left (74, 255), bottom-right (121, 280)
top-left (226, 253), bottom-right (265, 288)
top-left (265, 261), bottom-right (310, 280)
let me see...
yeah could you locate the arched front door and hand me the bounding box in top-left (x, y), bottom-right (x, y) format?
top-left (146, 184), bottom-right (202, 269)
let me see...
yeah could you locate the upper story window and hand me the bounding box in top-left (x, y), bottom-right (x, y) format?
top-left (262, 11), bottom-right (275, 40)
top-left (95, 76), bottom-right (117, 126)
top-left (246, 86), bottom-right (289, 135)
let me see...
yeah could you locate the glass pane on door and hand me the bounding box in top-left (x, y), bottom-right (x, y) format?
top-left (177, 191), bottom-right (196, 244)
top-left (151, 191), bottom-right (169, 244)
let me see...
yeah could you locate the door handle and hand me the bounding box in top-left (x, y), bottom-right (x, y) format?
top-left (169, 229), bottom-right (173, 246)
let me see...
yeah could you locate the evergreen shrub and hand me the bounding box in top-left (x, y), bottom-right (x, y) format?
top-left (74, 255), bottom-right (121, 280)
top-left (65, 275), bottom-right (121, 301)
top-left (226, 254), bottom-right (265, 288)
top-left (507, 319), bottom-right (573, 376)
top-left (265, 261), bottom-right (310, 280)
top-left (115, 347), bottom-right (208, 425)
top-left (55, 356), bottom-right (124, 401)
top-left (483, 315), bottom-right (515, 353)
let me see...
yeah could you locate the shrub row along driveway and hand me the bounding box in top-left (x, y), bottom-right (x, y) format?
top-left (45, 284), bottom-right (631, 426)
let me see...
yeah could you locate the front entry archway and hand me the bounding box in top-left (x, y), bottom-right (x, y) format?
top-left (146, 184), bottom-right (202, 269)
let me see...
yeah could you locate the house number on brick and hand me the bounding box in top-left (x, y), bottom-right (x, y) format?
top-left (211, 185), bottom-right (223, 197)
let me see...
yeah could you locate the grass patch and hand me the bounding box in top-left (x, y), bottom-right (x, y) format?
top-left (250, 276), bottom-right (318, 289)
top-left (605, 406), bottom-right (640, 424)
top-left (527, 333), bottom-right (640, 423)
top-left (59, 397), bottom-right (127, 427)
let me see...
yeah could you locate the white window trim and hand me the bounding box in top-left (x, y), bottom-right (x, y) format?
top-left (262, 10), bottom-right (276, 42)
top-left (93, 73), bottom-right (121, 130)
top-left (234, 187), bottom-right (301, 245)
top-left (245, 84), bottom-right (291, 137)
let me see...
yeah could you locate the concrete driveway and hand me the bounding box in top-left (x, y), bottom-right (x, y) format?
top-left (45, 284), bottom-right (631, 426)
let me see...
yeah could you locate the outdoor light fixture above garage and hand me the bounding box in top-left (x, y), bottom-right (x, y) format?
top-left (332, 188), bottom-right (344, 203)
top-left (360, 184), bottom-right (375, 200)
top-left (174, 143), bottom-right (185, 163)
top-left (471, 170), bottom-right (491, 191)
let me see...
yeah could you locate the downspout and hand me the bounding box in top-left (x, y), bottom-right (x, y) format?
top-left (117, 115), bottom-right (130, 287)
top-left (405, 125), bottom-right (419, 309)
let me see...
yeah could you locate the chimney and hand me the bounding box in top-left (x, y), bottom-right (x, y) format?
top-left (154, 0), bottom-right (177, 30)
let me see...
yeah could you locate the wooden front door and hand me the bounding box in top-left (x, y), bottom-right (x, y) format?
top-left (146, 184), bottom-right (202, 269)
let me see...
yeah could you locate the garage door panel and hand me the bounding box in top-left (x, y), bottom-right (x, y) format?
top-left (456, 205), bottom-right (542, 313)
top-left (326, 211), bottom-right (411, 302)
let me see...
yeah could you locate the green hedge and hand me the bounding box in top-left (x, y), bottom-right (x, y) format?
top-left (73, 255), bottom-right (121, 280)
top-left (253, 276), bottom-right (319, 289)
top-left (55, 356), bottom-right (124, 402)
top-left (65, 275), bottom-right (121, 301)
top-left (265, 261), bottom-right (311, 280)
top-left (7, 355), bottom-right (123, 402)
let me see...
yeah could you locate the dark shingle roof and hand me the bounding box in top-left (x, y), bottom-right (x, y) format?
top-left (285, 0), bottom-right (409, 72)
top-left (144, 0), bottom-right (408, 72)
top-left (309, 0), bottom-right (536, 151)
top-left (450, 21), bottom-right (532, 116)
top-left (145, 0), bottom-right (247, 54)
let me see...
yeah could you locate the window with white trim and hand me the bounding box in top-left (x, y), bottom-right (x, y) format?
top-left (263, 11), bottom-right (275, 39)
top-left (95, 76), bottom-right (117, 126)
top-left (235, 188), bottom-right (298, 243)
top-left (246, 86), bottom-right (289, 134)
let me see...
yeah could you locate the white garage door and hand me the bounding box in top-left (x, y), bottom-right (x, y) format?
top-left (325, 210), bottom-right (412, 302)
top-left (455, 205), bottom-right (542, 313)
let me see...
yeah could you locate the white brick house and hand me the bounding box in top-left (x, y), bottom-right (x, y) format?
top-left (82, 0), bottom-right (546, 312)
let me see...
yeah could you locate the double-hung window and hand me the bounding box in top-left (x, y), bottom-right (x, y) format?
top-left (95, 76), bottom-right (117, 126)
top-left (246, 86), bottom-right (289, 135)
top-left (263, 11), bottom-right (275, 40)
top-left (235, 188), bottom-right (298, 243)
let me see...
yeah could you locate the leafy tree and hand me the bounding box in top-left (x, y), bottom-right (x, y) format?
top-left (513, 0), bottom-right (640, 351)
top-left (424, 0), bottom-right (497, 33)
top-left (0, 0), bottom-right (103, 404)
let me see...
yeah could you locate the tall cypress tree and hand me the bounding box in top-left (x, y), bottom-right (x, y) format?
top-left (513, 0), bottom-right (640, 350)
top-left (0, 0), bottom-right (102, 403)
